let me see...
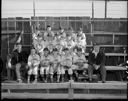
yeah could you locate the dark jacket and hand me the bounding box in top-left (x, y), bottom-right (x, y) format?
top-left (11, 50), bottom-right (28, 65)
top-left (88, 50), bottom-right (106, 66)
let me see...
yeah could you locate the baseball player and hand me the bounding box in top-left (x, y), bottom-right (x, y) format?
top-left (44, 25), bottom-right (55, 42)
top-left (72, 47), bottom-right (88, 80)
top-left (27, 48), bottom-right (40, 83)
top-left (40, 48), bottom-right (52, 83)
top-left (76, 28), bottom-right (87, 53)
top-left (60, 48), bottom-right (73, 81)
top-left (50, 48), bottom-right (61, 82)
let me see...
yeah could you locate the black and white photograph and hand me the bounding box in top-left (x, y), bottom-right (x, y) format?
top-left (1, 0), bottom-right (128, 100)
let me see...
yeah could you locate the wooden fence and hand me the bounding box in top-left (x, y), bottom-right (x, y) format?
top-left (1, 81), bottom-right (127, 99)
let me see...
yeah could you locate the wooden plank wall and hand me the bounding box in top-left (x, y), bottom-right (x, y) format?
top-left (1, 81), bottom-right (127, 99)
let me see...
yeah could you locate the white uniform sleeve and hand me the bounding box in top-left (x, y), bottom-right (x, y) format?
top-left (35, 55), bottom-right (40, 65)
top-left (73, 55), bottom-right (78, 63)
top-left (28, 55), bottom-right (32, 66)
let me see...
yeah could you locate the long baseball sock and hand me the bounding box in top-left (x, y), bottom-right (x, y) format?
top-left (27, 75), bottom-right (31, 83)
top-left (57, 74), bottom-right (60, 82)
top-left (50, 74), bottom-right (53, 83)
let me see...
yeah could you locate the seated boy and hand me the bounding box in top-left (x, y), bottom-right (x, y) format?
top-left (72, 47), bottom-right (88, 80)
top-left (27, 48), bottom-right (40, 83)
top-left (40, 48), bottom-right (52, 83)
top-left (60, 48), bottom-right (73, 81)
top-left (66, 36), bottom-right (76, 50)
top-left (50, 48), bottom-right (61, 82)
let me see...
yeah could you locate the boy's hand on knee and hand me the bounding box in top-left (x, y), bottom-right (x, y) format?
top-left (95, 65), bottom-right (100, 70)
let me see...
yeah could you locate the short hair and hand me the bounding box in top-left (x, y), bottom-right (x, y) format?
top-left (62, 47), bottom-right (69, 51)
top-left (31, 47), bottom-right (35, 50)
top-left (59, 26), bottom-right (64, 30)
top-left (77, 47), bottom-right (82, 52)
top-left (93, 43), bottom-right (100, 50)
top-left (59, 26), bottom-right (62, 30)
top-left (31, 48), bottom-right (36, 52)
top-left (31, 45), bottom-right (35, 49)
top-left (43, 47), bottom-right (49, 51)
top-left (53, 48), bottom-right (58, 52)
top-left (47, 25), bottom-right (51, 28)
top-left (36, 27), bottom-right (39, 30)
top-left (77, 27), bottom-right (82, 31)
top-left (68, 27), bottom-right (73, 31)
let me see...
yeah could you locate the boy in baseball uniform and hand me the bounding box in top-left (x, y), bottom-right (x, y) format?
top-left (40, 48), bottom-right (52, 83)
top-left (44, 25), bottom-right (55, 42)
top-left (72, 47), bottom-right (88, 80)
top-left (27, 48), bottom-right (40, 83)
top-left (76, 28), bottom-right (87, 53)
top-left (50, 48), bottom-right (61, 82)
top-left (60, 48), bottom-right (73, 81)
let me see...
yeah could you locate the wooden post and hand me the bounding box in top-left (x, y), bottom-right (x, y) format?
top-left (105, 0), bottom-right (107, 18)
top-left (127, 1), bottom-right (128, 18)
top-left (8, 89), bottom-right (10, 94)
top-left (87, 89), bottom-right (90, 94)
top-left (22, 18), bottom-right (24, 44)
top-left (46, 89), bottom-right (49, 93)
top-left (112, 34), bottom-right (114, 45)
top-left (92, 2), bottom-right (94, 19)
top-left (33, 0), bottom-right (35, 17)
top-left (91, 2), bottom-right (94, 45)
top-left (33, 0), bottom-right (36, 33)
top-left (7, 18), bottom-right (9, 54)
top-left (68, 81), bottom-right (73, 99)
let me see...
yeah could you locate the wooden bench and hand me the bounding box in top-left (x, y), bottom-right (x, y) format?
top-left (74, 66), bottom-right (127, 81)
top-left (105, 66), bottom-right (127, 71)
top-left (73, 66), bottom-right (127, 71)
top-left (7, 64), bottom-right (126, 81)
top-left (105, 66), bottom-right (127, 81)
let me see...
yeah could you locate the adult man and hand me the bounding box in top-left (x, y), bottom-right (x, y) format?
top-left (9, 43), bottom-right (28, 83)
top-left (88, 43), bottom-right (106, 83)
